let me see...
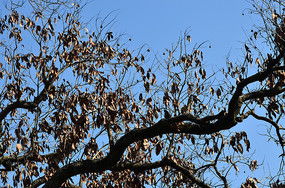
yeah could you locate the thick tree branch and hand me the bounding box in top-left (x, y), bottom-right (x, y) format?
top-left (43, 110), bottom-right (245, 187)
top-left (0, 101), bottom-right (37, 121)
top-left (242, 87), bottom-right (285, 101)
top-left (40, 58), bottom-right (285, 187)
top-left (32, 158), bottom-right (210, 188)
top-left (33, 55), bottom-right (285, 187)
top-left (228, 56), bottom-right (284, 119)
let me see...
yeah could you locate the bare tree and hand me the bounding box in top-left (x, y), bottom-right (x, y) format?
top-left (0, 0), bottom-right (285, 187)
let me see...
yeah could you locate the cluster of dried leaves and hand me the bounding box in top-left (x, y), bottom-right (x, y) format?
top-left (0, 0), bottom-right (285, 187)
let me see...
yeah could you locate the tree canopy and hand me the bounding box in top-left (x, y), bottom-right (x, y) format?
top-left (0, 0), bottom-right (285, 187)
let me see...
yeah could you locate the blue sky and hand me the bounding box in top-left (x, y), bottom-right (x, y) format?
top-left (85, 0), bottom-right (281, 185)
top-left (86, 0), bottom-right (255, 65)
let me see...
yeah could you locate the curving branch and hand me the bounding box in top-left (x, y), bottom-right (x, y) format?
top-left (40, 56), bottom-right (285, 187)
top-left (228, 55), bottom-right (284, 120)
top-left (2, 31), bottom-right (285, 187)
top-left (42, 113), bottom-right (238, 187)
top-left (112, 158), bottom-right (209, 187)
top-left (0, 52), bottom-right (86, 122)
top-left (251, 111), bottom-right (285, 153)
top-left (0, 79), bottom-right (52, 122)
top-left (242, 87), bottom-right (285, 101)
top-left (31, 157), bottom-right (210, 188)
top-left (0, 152), bottom-right (60, 171)
top-left (0, 101), bottom-right (38, 121)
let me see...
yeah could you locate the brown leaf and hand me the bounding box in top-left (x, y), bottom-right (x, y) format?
top-left (16, 143), bottom-right (22, 152)
top-left (143, 139), bottom-right (150, 150)
top-left (249, 160), bottom-right (258, 171)
top-left (244, 139), bottom-right (250, 151)
top-left (237, 143), bottom-right (243, 154)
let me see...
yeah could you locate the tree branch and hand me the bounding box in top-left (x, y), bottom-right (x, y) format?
top-left (0, 152), bottom-right (60, 171)
top-left (227, 56), bottom-right (284, 119)
top-left (251, 112), bottom-right (285, 150)
top-left (32, 158), bottom-right (210, 188)
top-left (34, 55), bottom-right (285, 187)
top-left (42, 110), bottom-right (242, 187)
top-left (242, 87), bottom-right (285, 101)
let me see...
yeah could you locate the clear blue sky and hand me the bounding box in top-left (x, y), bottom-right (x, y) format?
top-left (85, 0), bottom-right (281, 186)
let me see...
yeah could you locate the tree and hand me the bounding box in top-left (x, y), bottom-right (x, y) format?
top-left (0, 0), bottom-right (285, 187)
